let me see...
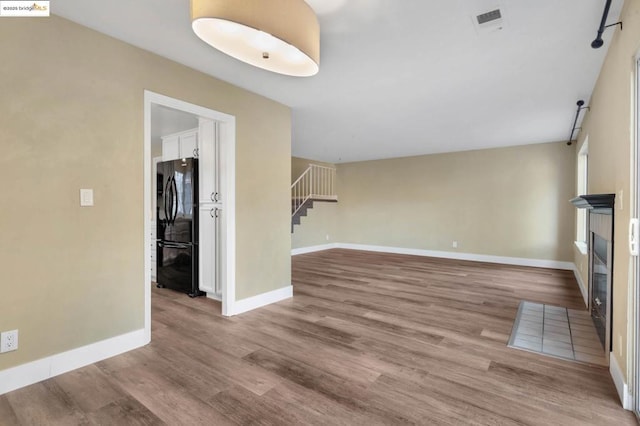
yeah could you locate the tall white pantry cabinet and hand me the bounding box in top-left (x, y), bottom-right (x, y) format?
top-left (197, 118), bottom-right (222, 297)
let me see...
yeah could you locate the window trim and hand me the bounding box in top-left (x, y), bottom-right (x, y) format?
top-left (575, 139), bottom-right (588, 249)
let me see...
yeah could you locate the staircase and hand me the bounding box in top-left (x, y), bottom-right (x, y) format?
top-left (291, 164), bottom-right (337, 232)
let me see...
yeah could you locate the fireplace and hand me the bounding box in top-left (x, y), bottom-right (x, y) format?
top-left (570, 194), bottom-right (615, 362)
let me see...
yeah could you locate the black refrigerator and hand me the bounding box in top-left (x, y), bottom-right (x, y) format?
top-left (156, 158), bottom-right (203, 297)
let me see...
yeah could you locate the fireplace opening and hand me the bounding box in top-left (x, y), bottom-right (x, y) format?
top-left (591, 220), bottom-right (612, 353)
top-left (570, 193), bottom-right (615, 363)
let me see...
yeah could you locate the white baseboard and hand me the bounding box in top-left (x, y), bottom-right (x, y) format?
top-left (230, 285), bottom-right (293, 316)
top-left (0, 328), bottom-right (147, 396)
top-left (291, 243), bottom-right (339, 256)
top-left (206, 292), bottom-right (222, 302)
top-left (292, 242), bottom-right (574, 271)
top-left (572, 264), bottom-right (589, 307)
top-left (610, 352), bottom-right (633, 410)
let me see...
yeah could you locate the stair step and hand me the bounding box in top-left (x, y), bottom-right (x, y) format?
top-left (291, 198), bottom-right (337, 233)
top-left (291, 199), bottom-right (315, 232)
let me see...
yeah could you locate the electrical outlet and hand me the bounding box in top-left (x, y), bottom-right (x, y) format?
top-left (452, 241), bottom-right (458, 248)
top-left (326, 234), bottom-right (330, 241)
top-left (0, 330), bottom-right (18, 353)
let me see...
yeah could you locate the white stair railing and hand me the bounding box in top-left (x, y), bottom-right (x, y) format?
top-left (291, 164), bottom-right (337, 217)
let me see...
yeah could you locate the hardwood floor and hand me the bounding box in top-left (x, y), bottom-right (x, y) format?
top-left (0, 249), bottom-right (636, 425)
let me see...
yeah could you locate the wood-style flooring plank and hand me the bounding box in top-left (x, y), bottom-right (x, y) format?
top-left (5, 381), bottom-right (89, 425)
top-left (85, 396), bottom-right (165, 426)
top-left (0, 395), bottom-right (21, 426)
top-left (1, 249), bottom-right (636, 425)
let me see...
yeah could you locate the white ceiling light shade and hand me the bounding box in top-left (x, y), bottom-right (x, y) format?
top-left (191, 0), bottom-right (320, 77)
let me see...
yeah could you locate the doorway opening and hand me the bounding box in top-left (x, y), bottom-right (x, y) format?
top-left (143, 91), bottom-right (237, 343)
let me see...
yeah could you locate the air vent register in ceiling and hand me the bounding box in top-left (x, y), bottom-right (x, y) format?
top-left (477, 9), bottom-right (502, 25)
top-left (473, 8), bottom-right (505, 34)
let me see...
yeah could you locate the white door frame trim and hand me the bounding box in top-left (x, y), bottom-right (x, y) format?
top-left (144, 90), bottom-right (237, 340)
top-left (631, 51), bottom-right (640, 414)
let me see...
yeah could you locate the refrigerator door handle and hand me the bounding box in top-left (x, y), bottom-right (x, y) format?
top-left (171, 175), bottom-right (179, 224)
top-left (163, 176), bottom-right (171, 224)
top-left (167, 176), bottom-right (175, 225)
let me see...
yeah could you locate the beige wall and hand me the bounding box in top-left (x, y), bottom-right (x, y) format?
top-left (292, 202), bottom-right (339, 249)
top-left (332, 142), bottom-right (575, 260)
top-left (0, 16), bottom-right (291, 371)
top-left (573, 0), bottom-right (640, 380)
top-left (151, 141), bottom-right (163, 159)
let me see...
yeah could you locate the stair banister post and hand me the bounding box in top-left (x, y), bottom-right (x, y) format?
top-left (309, 164), bottom-right (313, 198)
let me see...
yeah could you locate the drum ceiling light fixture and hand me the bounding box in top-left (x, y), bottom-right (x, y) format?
top-left (190, 0), bottom-right (320, 77)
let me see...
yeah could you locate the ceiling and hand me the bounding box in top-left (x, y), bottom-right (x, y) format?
top-left (54, 0), bottom-right (623, 163)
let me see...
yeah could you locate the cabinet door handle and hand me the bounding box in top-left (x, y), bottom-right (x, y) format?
top-left (630, 218), bottom-right (639, 256)
top-left (193, 148), bottom-right (199, 158)
top-left (210, 208), bottom-right (220, 218)
top-left (211, 192), bottom-right (220, 202)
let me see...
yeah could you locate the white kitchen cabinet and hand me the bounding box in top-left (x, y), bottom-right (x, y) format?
top-left (198, 205), bottom-right (220, 294)
top-left (180, 132), bottom-right (198, 158)
top-left (162, 128), bottom-right (199, 161)
top-left (197, 117), bottom-right (222, 298)
top-left (197, 119), bottom-right (220, 203)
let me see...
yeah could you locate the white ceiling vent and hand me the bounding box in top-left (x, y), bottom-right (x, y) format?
top-left (473, 7), bottom-right (506, 34)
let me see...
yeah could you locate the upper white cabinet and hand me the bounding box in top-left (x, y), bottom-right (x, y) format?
top-left (198, 118), bottom-right (220, 204)
top-left (162, 128), bottom-right (199, 161)
top-left (180, 131), bottom-right (198, 158)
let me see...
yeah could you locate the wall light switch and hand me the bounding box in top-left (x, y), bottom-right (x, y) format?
top-left (80, 189), bottom-right (94, 207)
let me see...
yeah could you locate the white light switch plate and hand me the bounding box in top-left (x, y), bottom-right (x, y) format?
top-left (80, 189), bottom-right (94, 207)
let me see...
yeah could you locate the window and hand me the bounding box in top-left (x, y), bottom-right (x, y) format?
top-left (576, 139), bottom-right (588, 253)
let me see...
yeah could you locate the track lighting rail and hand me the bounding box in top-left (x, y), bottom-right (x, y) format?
top-left (591, 0), bottom-right (622, 49)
